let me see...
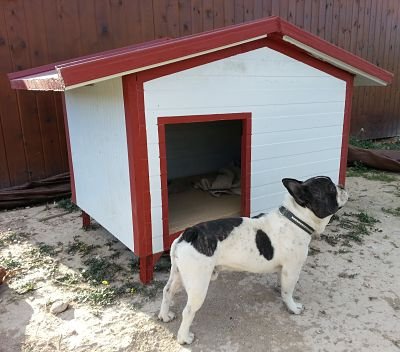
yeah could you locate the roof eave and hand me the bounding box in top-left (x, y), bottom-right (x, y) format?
top-left (280, 20), bottom-right (393, 86)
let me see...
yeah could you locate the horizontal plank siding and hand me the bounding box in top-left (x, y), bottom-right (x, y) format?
top-left (144, 46), bottom-right (346, 252)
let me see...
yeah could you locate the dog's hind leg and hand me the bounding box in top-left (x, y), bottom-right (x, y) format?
top-left (159, 241), bottom-right (182, 322)
top-left (177, 259), bottom-right (214, 344)
top-left (158, 266), bottom-right (181, 322)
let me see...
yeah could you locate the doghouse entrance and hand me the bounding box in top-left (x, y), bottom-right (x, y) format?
top-left (158, 113), bottom-right (251, 246)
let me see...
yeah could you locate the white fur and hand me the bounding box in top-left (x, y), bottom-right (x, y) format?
top-left (159, 185), bottom-right (348, 344)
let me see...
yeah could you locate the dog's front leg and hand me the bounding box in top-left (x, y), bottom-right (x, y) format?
top-left (280, 264), bottom-right (304, 315)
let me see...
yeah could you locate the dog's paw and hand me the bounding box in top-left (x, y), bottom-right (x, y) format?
top-left (158, 311), bottom-right (176, 322)
top-left (177, 332), bottom-right (195, 345)
top-left (290, 303), bottom-right (304, 315)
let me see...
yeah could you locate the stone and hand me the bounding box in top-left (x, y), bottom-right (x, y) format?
top-left (50, 300), bottom-right (69, 314)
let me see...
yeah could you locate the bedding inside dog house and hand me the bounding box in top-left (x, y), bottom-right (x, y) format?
top-left (8, 17), bottom-right (393, 283)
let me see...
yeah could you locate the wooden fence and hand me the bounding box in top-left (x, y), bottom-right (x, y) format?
top-left (0, 0), bottom-right (399, 188)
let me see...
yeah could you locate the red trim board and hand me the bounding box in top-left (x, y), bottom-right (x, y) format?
top-left (122, 75), bottom-right (152, 259)
top-left (157, 113), bottom-right (252, 251)
top-left (339, 76), bottom-right (354, 185)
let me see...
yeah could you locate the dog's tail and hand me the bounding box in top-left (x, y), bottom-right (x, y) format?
top-left (169, 234), bottom-right (181, 272)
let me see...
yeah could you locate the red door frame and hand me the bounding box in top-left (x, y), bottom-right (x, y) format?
top-left (157, 113), bottom-right (252, 250)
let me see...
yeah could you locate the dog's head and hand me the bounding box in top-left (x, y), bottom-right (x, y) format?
top-left (282, 176), bottom-right (348, 219)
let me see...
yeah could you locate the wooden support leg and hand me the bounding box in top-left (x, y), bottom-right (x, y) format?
top-left (82, 211), bottom-right (91, 229)
top-left (140, 255), bottom-right (154, 284)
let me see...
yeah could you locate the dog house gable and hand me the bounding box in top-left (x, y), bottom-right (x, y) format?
top-left (140, 45), bottom-right (351, 254)
top-left (8, 17), bottom-right (393, 283)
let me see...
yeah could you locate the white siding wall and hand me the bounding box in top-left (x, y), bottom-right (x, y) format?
top-left (65, 78), bottom-right (134, 250)
top-left (144, 47), bottom-right (347, 253)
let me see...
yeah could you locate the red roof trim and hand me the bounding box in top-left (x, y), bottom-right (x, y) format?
top-left (59, 18), bottom-right (279, 87)
top-left (279, 20), bottom-right (393, 84)
top-left (7, 38), bottom-right (169, 81)
top-left (8, 16), bottom-right (393, 90)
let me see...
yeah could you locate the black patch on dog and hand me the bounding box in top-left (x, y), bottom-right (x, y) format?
top-left (282, 176), bottom-right (339, 219)
top-left (179, 218), bottom-right (243, 256)
top-left (255, 230), bottom-right (274, 260)
top-left (252, 213), bottom-right (265, 219)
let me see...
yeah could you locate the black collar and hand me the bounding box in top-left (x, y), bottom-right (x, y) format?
top-left (279, 206), bottom-right (315, 235)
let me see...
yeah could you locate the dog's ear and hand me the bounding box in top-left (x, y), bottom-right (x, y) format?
top-left (282, 178), bottom-right (309, 207)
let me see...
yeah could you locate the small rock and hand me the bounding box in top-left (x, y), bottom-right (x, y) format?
top-left (50, 300), bottom-right (69, 314)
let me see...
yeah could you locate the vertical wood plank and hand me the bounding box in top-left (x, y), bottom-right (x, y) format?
top-left (295, 0), bottom-right (305, 29)
top-left (140, 0), bottom-right (155, 41)
top-left (244, 0), bottom-right (255, 22)
top-left (287, 0), bottom-right (296, 24)
top-left (224, 0), bottom-right (235, 25)
top-left (191, 0), bottom-right (203, 33)
top-left (234, 0), bottom-right (244, 24)
top-left (94, 0), bottom-right (114, 51)
top-left (178, 0), bottom-right (192, 35)
top-left (0, 6), bottom-right (13, 187)
top-left (0, 112), bottom-right (10, 187)
top-left (24, 0), bottom-right (63, 176)
top-left (4, 0), bottom-right (44, 182)
top-left (262, 0), bottom-right (273, 17)
top-left (203, 0), bottom-right (214, 30)
top-left (213, 0), bottom-right (225, 28)
top-left (271, 0), bottom-right (279, 15)
top-left (77, 0), bottom-right (98, 55)
top-left (278, 0), bottom-right (289, 21)
top-left (330, 0), bottom-right (340, 45)
top-left (124, 0), bottom-right (143, 45)
top-left (254, 0), bottom-right (263, 19)
top-left (324, 0), bottom-right (333, 41)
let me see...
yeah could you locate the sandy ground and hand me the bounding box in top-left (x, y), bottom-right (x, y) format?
top-left (1, 174), bottom-right (400, 352)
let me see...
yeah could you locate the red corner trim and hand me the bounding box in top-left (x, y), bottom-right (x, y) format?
top-left (339, 77), bottom-right (354, 185)
top-left (157, 113), bottom-right (251, 251)
top-left (61, 93), bottom-right (76, 204)
top-left (122, 74), bottom-right (152, 256)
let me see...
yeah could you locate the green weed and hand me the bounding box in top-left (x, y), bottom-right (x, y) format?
top-left (54, 273), bottom-right (81, 286)
top-left (0, 257), bottom-right (21, 269)
top-left (325, 211), bottom-right (381, 247)
top-left (37, 242), bottom-right (57, 257)
top-left (16, 281), bottom-right (36, 294)
top-left (76, 287), bottom-right (117, 306)
top-left (66, 236), bottom-right (100, 257)
top-left (56, 198), bottom-right (79, 212)
top-left (350, 137), bottom-right (400, 150)
top-left (347, 163), bottom-right (397, 182)
top-left (81, 257), bottom-right (122, 284)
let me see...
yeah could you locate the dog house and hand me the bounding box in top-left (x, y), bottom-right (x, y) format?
top-left (8, 17), bottom-right (392, 283)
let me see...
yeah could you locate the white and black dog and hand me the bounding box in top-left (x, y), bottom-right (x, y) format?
top-left (159, 176), bottom-right (349, 344)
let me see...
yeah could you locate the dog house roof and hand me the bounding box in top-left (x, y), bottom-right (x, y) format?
top-left (8, 16), bottom-right (393, 91)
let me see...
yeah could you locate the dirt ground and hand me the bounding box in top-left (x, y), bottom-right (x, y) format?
top-left (1, 172), bottom-right (400, 352)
